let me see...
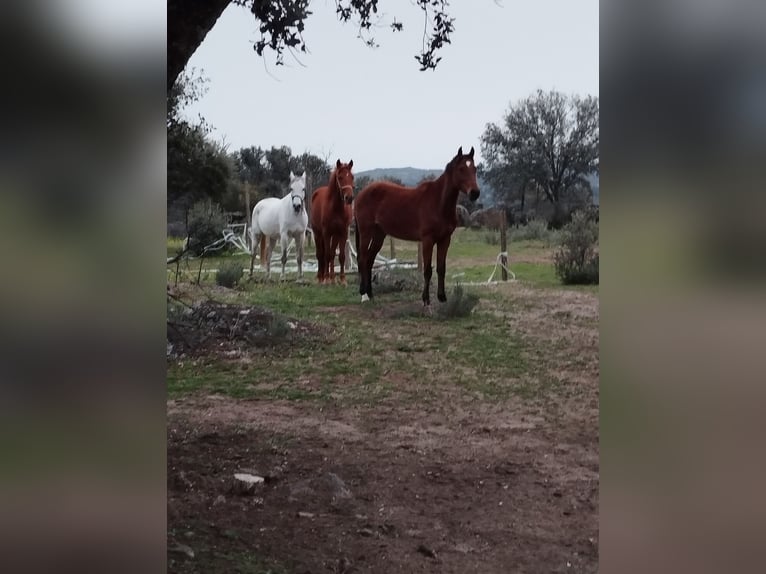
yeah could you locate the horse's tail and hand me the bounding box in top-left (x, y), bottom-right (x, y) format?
top-left (260, 235), bottom-right (267, 263)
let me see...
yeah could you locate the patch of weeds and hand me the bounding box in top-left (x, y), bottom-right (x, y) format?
top-left (483, 231), bottom-right (500, 245)
top-left (267, 314), bottom-right (292, 339)
top-left (216, 261), bottom-right (244, 288)
top-left (371, 267), bottom-right (422, 294)
top-left (509, 218), bottom-right (550, 242)
top-left (554, 210), bottom-right (599, 285)
top-left (437, 283), bottom-right (480, 319)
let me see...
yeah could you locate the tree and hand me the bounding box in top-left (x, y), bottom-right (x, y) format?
top-left (168, 0), bottom-right (457, 92)
top-left (480, 90), bottom-right (599, 227)
top-left (167, 72), bottom-right (232, 232)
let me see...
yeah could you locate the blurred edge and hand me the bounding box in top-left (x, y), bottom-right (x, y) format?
top-left (602, 1), bottom-right (766, 573)
top-left (0, 1), bottom-right (166, 572)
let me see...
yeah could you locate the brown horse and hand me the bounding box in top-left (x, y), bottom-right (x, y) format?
top-left (310, 159), bottom-right (355, 284)
top-left (354, 146), bottom-right (480, 305)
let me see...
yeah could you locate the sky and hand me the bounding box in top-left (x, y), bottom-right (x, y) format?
top-left (181, 0), bottom-right (599, 172)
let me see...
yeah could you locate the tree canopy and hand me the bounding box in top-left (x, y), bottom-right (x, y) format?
top-left (479, 90), bottom-right (599, 225)
top-left (168, 0), bottom-right (456, 91)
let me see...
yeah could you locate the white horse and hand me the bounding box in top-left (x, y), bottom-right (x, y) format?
top-left (249, 171), bottom-right (309, 279)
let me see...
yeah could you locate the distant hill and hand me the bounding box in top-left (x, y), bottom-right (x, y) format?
top-left (356, 167), bottom-right (497, 205)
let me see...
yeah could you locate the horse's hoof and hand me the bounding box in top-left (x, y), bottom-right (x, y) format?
top-left (423, 303), bottom-right (433, 316)
top-left (437, 293), bottom-right (447, 303)
top-left (361, 294), bottom-right (370, 303)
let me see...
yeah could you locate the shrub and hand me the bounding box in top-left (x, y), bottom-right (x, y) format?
top-left (371, 268), bottom-right (421, 294)
top-left (437, 283), bottom-right (479, 319)
top-left (509, 217), bottom-right (550, 241)
top-left (186, 199), bottom-right (226, 257)
top-left (554, 210), bottom-right (599, 284)
top-left (483, 231), bottom-right (499, 245)
top-left (216, 261), bottom-right (244, 288)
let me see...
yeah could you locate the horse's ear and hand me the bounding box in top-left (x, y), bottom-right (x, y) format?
top-left (468, 147), bottom-right (475, 159)
top-left (457, 146), bottom-right (463, 157)
top-left (336, 159), bottom-right (342, 169)
top-left (348, 159), bottom-right (353, 169)
top-left (289, 170), bottom-right (295, 179)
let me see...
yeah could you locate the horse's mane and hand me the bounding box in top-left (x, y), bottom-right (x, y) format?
top-left (326, 168), bottom-right (339, 191)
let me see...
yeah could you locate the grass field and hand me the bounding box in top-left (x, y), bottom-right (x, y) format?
top-left (167, 230), bottom-right (599, 574)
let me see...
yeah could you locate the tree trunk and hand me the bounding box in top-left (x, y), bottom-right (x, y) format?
top-left (168, 0), bottom-right (232, 92)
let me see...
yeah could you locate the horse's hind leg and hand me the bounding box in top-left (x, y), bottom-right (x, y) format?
top-left (337, 236), bottom-right (348, 286)
top-left (365, 228), bottom-right (386, 300)
top-left (436, 236), bottom-right (452, 303)
top-left (267, 237), bottom-right (277, 280)
top-left (249, 232), bottom-right (259, 277)
top-left (420, 237), bottom-right (435, 307)
top-left (357, 228), bottom-right (369, 299)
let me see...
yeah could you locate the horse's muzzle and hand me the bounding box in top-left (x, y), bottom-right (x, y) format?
top-left (469, 189), bottom-right (480, 202)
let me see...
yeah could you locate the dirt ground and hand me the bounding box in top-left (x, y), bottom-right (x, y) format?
top-left (167, 285), bottom-right (599, 573)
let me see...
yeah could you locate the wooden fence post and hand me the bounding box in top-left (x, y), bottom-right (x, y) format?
top-left (500, 209), bottom-right (508, 281)
top-left (389, 237), bottom-right (396, 260)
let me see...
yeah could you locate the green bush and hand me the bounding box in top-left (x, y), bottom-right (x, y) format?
top-left (215, 261), bottom-right (244, 288)
top-left (186, 199), bottom-right (226, 257)
top-left (554, 210), bottom-right (599, 284)
top-left (510, 217), bottom-right (551, 241)
top-left (437, 283), bottom-right (479, 319)
top-left (483, 231), bottom-right (500, 245)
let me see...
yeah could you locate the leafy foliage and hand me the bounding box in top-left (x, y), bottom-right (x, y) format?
top-left (509, 218), bottom-right (549, 242)
top-left (232, 146), bottom-right (330, 205)
top-left (167, 71), bottom-right (231, 218)
top-left (553, 210), bottom-right (599, 285)
top-left (171, 1), bottom-right (457, 90)
top-left (186, 199), bottom-right (227, 257)
top-left (216, 261), bottom-right (245, 288)
top-left (480, 90), bottom-right (599, 226)
top-left (437, 283), bottom-right (480, 319)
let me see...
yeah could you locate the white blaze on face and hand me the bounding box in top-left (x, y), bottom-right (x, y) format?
top-left (465, 160), bottom-right (472, 168)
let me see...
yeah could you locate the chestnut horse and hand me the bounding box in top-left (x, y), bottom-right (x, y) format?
top-left (310, 159), bottom-right (355, 284)
top-left (354, 146), bottom-right (480, 306)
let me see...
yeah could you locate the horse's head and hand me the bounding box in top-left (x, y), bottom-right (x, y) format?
top-left (334, 159), bottom-right (355, 205)
top-left (289, 171), bottom-right (307, 214)
top-left (449, 147), bottom-right (480, 202)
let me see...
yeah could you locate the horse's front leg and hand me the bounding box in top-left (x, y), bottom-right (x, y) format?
top-left (279, 232), bottom-right (289, 279)
top-left (314, 232), bottom-right (324, 283)
top-left (436, 235), bottom-right (452, 303)
top-left (321, 232), bottom-right (333, 284)
top-left (296, 231), bottom-right (305, 280)
top-left (328, 235), bottom-right (339, 284)
top-left (421, 238), bottom-right (435, 307)
top-left (337, 236), bottom-right (348, 285)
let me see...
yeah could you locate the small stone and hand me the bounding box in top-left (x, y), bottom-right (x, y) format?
top-left (232, 473), bottom-right (265, 495)
top-left (357, 528), bottom-right (374, 537)
top-left (297, 511), bottom-right (315, 519)
top-left (170, 543), bottom-right (195, 559)
top-left (417, 544), bottom-right (437, 559)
